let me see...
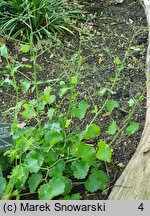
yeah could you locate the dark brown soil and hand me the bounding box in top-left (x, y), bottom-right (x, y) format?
top-left (0, 0), bottom-right (148, 199)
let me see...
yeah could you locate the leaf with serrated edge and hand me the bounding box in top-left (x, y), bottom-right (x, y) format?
top-left (43, 86), bottom-right (52, 104)
top-left (60, 176), bottom-right (72, 195)
top-left (83, 124), bottom-right (100, 139)
top-left (106, 100), bottom-right (119, 112)
top-left (96, 141), bottom-right (112, 163)
top-left (38, 178), bottom-right (65, 200)
top-left (108, 121), bottom-right (118, 135)
top-left (22, 104), bottom-right (36, 120)
top-left (45, 131), bottom-right (63, 147)
top-left (70, 102), bottom-right (90, 120)
top-left (47, 108), bottom-right (55, 119)
top-left (24, 151), bottom-right (44, 173)
top-left (85, 168), bottom-right (108, 192)
top-left (72, 142), bottom-right (96, 164)
top-left (49, 160), bottom-right (65, 177)
top-left (28, 173), bottom-right (42, 193)
top-left (22, 80), bottom-right (31, 93)
top-left (10, 165), bottom-right (29, 189)
top-left (126, 122), bottom-right (140, 135)
top-left (64, 193), bottom-right (81, 200)
top-left (71, 160), bottom-right (90, 179)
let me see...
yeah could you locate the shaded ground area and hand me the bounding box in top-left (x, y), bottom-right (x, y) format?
top-left (0, 0), bottom-right (148, 199)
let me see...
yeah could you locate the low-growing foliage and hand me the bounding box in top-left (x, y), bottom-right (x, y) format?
top-left (0, 41), bottom-right (142, 200)
top-left (0, 44), bottom-right (112, 200)
top-left (0, 80), bottom-right (111, 199)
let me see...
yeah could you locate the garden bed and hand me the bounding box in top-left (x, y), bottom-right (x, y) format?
top-left (0, 0), bottom-right (148, 199)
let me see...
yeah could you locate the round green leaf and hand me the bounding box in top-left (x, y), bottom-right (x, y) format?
top-left (10, 165), bottom-right (29, 189)
top-left (22, 80), bottom-right (31, 93)
top-left (24, 151), bottom-right (44, 173)
top-left (28, 173), bottom-right (42, 193)
top-left (49, 95), bottom-right (56, 104)
top-left (21, 44), bottom-right (30, 53)
top-left (45, 131), bottom-right (63, 147)
top-left (108, 121), bottom-right (118, 135)
top-left (106, 100), bottom-right (119, 112)
top-left (71, 160), bottom-right (90, 179)
top-left (22, 104), bottom-right (36, 120)
top-left (60, 176), bottom-right (72, 195)
top-left (85, 168), bottom-right (108, 192)
top-left (38, 178), bottom-right (65, 200)
top-left (59, 87), bottom-right (70, 97)
top-left (96, 141), bottom-right (112, 163)
top-left (83, 124), bottom-right (100, 139)
top-left (44, 150), bottom-right (58, 164)
top-left (70, 102), bottom-right (90, 120)
top-left (38, 100), bottom-right (46, 111)
top-left (72, 142), bottom-right (96, 164)
top-left (98, 88), bottom-right (107, 96)
top-left (126, 122), bottom-right (140, 135)
top-left (49, 160), bottom-right (65, 177)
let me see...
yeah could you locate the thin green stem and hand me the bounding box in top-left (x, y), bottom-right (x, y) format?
top-left (27, 5), bottom-right (41, 129)
top-left (6, 60), bottom-right (19, 125)
top-left (109, 93), bottom-right (145, 146)
top-left (80, 29), bottom-right (142, 140)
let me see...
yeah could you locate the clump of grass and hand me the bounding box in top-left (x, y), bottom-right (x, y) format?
top-left (0, 0), bottom-right (81, 40)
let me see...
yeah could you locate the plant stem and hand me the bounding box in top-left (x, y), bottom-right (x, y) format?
top-left (19, 192), bottom-right (37, 197)
top-left (80, 30), bottom-right (143, 140)
top-left (109, 93), bottom-right (145, 146)
top-left (7, 61), bottom-right (19, 126)
top-left (32, 48), bottom-right (41, 129)
top-left (28, 4), bottom-right (41, 129)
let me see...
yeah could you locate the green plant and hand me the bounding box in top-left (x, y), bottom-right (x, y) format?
top-left (0, 83), bottom-right (111, 200)
top-left (0, 43), bottom-right (112, 200)
top-left (0, 37), bottom-right (143, 199)
top-left (0, 0), bottom-right (81, 40)
top-left (1, 116), bottom-right (111, 199)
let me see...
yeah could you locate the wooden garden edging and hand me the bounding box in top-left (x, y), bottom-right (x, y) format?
top-left (108, 0), bottom-right (150, 200)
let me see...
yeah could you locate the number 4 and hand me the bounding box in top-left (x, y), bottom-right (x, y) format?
top-left (138, 203), bottom-right (144, 211)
